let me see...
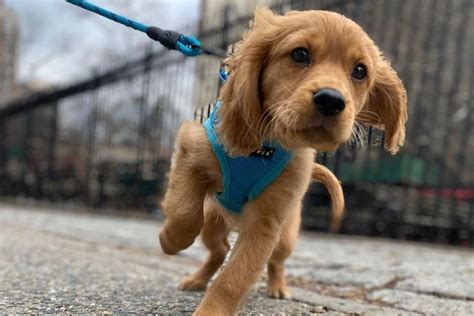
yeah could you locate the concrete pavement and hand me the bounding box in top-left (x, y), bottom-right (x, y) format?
top-left (1, 204), bottom-right (473, 315)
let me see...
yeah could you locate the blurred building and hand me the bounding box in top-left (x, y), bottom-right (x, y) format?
top-left (0, 0), bottom-right (19, 106)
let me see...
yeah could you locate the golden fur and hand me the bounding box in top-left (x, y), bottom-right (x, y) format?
top-left (159, 7), bottom-right (407, 316)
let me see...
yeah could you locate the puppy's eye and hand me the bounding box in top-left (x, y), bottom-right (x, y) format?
top-left (352, 64), bottom-right (367, 80)
top-left (291, 47), bottom-right (310, 64)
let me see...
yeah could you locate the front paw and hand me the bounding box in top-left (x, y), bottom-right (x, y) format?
top-left (179, 275), bottom-right (208, 292)
top-left (267, 282), bottom-right (291, 299)
top-left (159, 229), bottom-right (181, 255)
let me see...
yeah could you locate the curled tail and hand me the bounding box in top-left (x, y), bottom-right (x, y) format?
top-left (311, 163), bottom-right (345, 233)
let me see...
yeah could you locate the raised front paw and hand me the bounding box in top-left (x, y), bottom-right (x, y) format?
top-left (159, 229), bottom-right (181, 255)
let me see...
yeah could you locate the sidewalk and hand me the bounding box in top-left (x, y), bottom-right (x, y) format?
top-left (1, 204), bottom-right (473, 315)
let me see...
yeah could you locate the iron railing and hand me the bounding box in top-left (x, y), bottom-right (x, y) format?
top-left (0, 0), bottom-right (472, 246)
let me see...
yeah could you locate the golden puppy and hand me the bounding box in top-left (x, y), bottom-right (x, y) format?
top-left (159, 7), bottom-right (407, 316)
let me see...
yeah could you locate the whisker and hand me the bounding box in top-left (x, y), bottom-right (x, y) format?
top-left (356, 109), bottom-right (381, 124)
top-left (349, 121), bottom-right (368, 147)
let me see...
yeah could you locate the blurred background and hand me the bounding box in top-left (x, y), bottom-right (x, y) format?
top-left (0, 0), bottom-right (473, 246)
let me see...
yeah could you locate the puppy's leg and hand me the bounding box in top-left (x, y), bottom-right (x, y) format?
top-left (194, 213), bottom-right (282, 316)
top-left (180, 203), bottom-right (230, 291)
top-left (159, 137), bottom-right (207, 255)
top-left (267, 205), bottom-right (301, 299)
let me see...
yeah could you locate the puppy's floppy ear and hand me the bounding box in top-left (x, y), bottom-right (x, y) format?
top-left (218, 7), bottom-right (277, 156)
top-left (358, 56), bottom-right (408, 154)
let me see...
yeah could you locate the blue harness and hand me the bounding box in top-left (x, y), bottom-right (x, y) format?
top-left (204, 102), bottom-right (294, 213)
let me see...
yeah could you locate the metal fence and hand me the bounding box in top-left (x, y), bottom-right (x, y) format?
top-left (0, 0), bottom-right (473, 246)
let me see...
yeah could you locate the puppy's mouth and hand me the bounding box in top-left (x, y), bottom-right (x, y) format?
top-left (266, 105), bottom-right (351, 148)
top-left (293, 114), bottom-right (353, 147)
top-left (296, 123), bottom-right (334, 140)
top-left (300, 116), bottom-right (326, 129)
top-left (294, 114), bottom-right (336, 134)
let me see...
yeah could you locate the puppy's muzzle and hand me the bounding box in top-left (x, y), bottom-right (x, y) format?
top-left (314, 88), bottom-right (346, 117)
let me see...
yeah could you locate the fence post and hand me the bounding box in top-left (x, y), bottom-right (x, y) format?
top-left (0, 118), bottom-right (6, 182)
top-left (334, 145), bottom-right (343, 178)
top-left (22, 110), bottom-right (33, 195)
top-left (84, 74), bottom-right (100, 204)
top-left (221, 4), bottom-right (231, 51)
top-left (136, 45), bottom-right (153, 178)
top-left (47, 103), bottom-right (58, 181)
top-left (214, 4), bottom-right (232, 97)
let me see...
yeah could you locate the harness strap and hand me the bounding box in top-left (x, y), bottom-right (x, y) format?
top-left (204, 102), bottom-right (294, 213)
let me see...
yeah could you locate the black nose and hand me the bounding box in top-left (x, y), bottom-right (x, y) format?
top-left (314, 88), bottom-right (346, 117)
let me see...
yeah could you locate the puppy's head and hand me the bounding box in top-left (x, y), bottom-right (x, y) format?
top-left (218, 7), bottom-right (407, 155)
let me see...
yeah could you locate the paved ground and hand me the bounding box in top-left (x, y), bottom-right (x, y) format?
top-left (1, 204), bottom-right (474, 315)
